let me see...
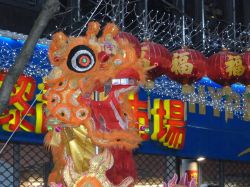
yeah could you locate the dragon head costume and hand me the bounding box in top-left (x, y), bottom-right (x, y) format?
top-left (44, 21), bottom-right (151, 186)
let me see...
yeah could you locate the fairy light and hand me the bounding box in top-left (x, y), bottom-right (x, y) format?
top-left (0, 0), bottom-right (248, 119)
top-left (0, 36), bottom-right (51, 78)
top-left (150, 75), bottom-right (246, 119)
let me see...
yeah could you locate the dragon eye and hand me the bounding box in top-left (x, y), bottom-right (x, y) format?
top-left (67, 45), bottom-right (96, 73)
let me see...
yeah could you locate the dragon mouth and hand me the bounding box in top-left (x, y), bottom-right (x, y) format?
top-left (85, 121), bottom-right (142, 150)
top-left (45, 66), bottom-right (142, 149)
top-left (115, 68), bottom-right (140, 81)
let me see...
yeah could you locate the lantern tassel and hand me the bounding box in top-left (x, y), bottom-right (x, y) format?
top-left (222, 86), bottom-right (233, 123)
top-left (182, 84), bottom-right (195, 113)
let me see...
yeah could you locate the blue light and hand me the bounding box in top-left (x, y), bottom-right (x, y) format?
top-left (0, 36), bottom-right (18, 44)
top-left (198, 77), bottom-right (222, 89)
top-left (231, 83), bottom-right (246, 94)
top-left (0, 35), bottom-right (51, 78)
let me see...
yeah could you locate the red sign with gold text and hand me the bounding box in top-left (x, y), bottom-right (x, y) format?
top-left (0, 73), bottom-right (47, 134)
top-left (129, 92), bottom-right (187, 149)
top-left (0, 73), bottom-right (186, 150)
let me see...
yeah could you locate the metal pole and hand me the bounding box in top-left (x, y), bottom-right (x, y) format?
top-left (121, 0), bottom-right (125, 31)
top-left (77, 0), bottom-right (81, 21)
top-left (94, 91), bottom-right (99, 155)
top-left (201, 0), bottom-right (205, 49)
top-left (198, 162), bottom-right (202, 187)
top-left (232, 0), bottom-right (236, 50)
top-left (221, 0), bottom-right (236, 50)
top-left (144, 0), bottom-right (148, 40)
top-left (219, 160), bottom-right (225, 187)
top-left (232, 0), bottom-right (236, 33)
top-left (182, 0), bottom-right (186, 46)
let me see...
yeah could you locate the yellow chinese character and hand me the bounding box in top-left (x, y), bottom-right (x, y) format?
top-left (171, 52), bottom-right (193, 75)
top-left (225, 55), bottom-right (245, 76)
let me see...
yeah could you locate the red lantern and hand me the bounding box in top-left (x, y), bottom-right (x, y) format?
top-left (141, 41), bottom-right (172, 80)
top-left (208, 49), bottom-right (245, 86)
top-left (167, 48), bottom-right (206, 85)
top-left (115, 32), bottom-right (141, 57)
top-left (240, 51), bottom-right (250, 86)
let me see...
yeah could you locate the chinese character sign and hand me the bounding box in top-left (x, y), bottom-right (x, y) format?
top-left (128, 92), bottom-right (149, 141)
top-left (151, 98), bottom-right (186, 149)
top-left (0, 76), bottom-right (186, 150)
top-left (0, 73), bottom-right (47, 134)
top-left (129, 91), bottom-right (187, 150)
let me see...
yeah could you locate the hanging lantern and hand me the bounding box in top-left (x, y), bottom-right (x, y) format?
top-left (115, 32), bottom-right (141, 57)
top-left (208, 49), bottom-right (245, 95)
top-left (168, 47), bottom-right (206, 93)
top-left (208, 49), bottom-right (246, 121)
top-left (240, 50), bottom-right (250, 86)
top-left (141, 41), bottom-right (172, 80)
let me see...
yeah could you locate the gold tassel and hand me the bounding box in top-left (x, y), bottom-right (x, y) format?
top-left (144, 80), bottom-right (154, 119)
top-left (198, 86), bottom-right (206, 115)
top-left (222, 85), bottom-right (232, 96)
top-left (208, 87), bottom-right (222, 117)
top-left (199, 104), bottom-right (206, 115)
top-left (182, 84), bottom-right (196, 113)
top-left (225, 110), bottom-right (233, 123)
top-left (188, 102), bottom-right (196, 113)
top-left (147, 94), bottom-right (151, 119)
top-left (182, 84), bottom-right (194, 94)
top-left (213, 108), bottom-right (220, 117)
top-left (223, 86), bottom-right (233, 123)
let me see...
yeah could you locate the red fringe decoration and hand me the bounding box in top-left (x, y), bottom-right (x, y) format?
top-left (106, 148), bottom-right (137, 186)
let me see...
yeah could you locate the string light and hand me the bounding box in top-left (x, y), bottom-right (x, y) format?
top-left (146, 75), bottom-right (246, 119)
top-left (0, 0), bottom-right (249, 119)
top-left (0, 35), bottom-right (51, 78)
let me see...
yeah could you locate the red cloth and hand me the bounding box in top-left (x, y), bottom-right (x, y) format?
top-left (91, 85), bottom-right (138, 185)
top-left (106, 148), bottom-right (137, 185)
top-left (91, 89), bottom-right (125, 131)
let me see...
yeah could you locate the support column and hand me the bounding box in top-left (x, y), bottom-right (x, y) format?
top-left (219, 161), bottom-right (225, 187)
top-left (194, 0), bottom-right (205, 50)
top-left (94, 91), bottom-right (99, 155)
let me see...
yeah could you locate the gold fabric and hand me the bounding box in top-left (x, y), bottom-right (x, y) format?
top-left (64, 126), bottom-right (95, 173)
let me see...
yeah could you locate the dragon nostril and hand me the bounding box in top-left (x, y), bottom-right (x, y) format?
top-left (54, 56), bottom-right (60, 62)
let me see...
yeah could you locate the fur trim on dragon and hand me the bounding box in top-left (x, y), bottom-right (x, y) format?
top-left (44, 21), bottom-right (155, 187)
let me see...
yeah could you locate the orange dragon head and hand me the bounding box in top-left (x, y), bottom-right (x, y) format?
top-left (45, 21), bottom-right (148, 150)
